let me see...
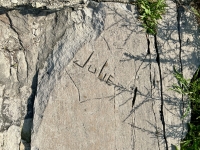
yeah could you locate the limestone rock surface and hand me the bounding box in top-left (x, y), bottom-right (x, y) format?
top-left (0, 0), bottom-right (85, 9)
top-left (0, 0), bottom-right (199, 150)
top-left (31, 1), bottom-right (198, 150)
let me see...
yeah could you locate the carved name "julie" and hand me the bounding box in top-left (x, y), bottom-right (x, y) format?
top-left (73, 51), bottom-right (114, 85)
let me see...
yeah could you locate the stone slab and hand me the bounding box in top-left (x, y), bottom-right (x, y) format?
top-left (31, 2), bottom-right (187, 150)
top-left (0, 0), bottom-right (198, 150)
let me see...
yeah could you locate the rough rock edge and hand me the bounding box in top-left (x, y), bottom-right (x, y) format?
top-left (0, 0), bottom-right (133, 12)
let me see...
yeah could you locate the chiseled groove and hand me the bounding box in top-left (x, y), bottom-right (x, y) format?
top-left (176, 2), bottom-right (185, 139)
top-left (66, 71), bottom-right (81, 102)
top-left (154, 35), bottom-right (168, 150)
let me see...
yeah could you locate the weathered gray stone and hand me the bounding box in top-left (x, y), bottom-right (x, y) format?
top-left (32, 1), bottom-right (106, 137)
top-left (0, 1), bottom-right (105, 149)
top-left (0, 51), bottom-right (10, 82)
top-left (0, 0), bottom-right (199, 150)
top-left (155, 1), bottom-right (187, 148)
top-left (30, 2), bottom-right (194, 150)
top-left (3, 125), bottom-right (21, 150)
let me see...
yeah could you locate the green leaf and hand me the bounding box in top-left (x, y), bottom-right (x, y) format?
top-left (137, 0), bottom-right (166, 35)
top-left (191, 7), bottom-right (200, 17)
top-left (181, 140), bottom-right (191, 147)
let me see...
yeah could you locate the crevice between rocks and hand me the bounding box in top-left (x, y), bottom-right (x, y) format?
top-left (5, 12), bottom-right (35, 149)
top-left (154, 35), bottom-right (169, 150)
top-left (21, 70), bottom-right (38, 149)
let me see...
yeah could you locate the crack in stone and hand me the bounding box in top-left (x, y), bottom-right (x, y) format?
top-left (5, 13), bottom-right (25, 51)
top-left (152, 101), bottom-right (161, 150)
top-left (5, 12), bottom-right (29, 79)
top-left (66, 71), bottom-right (81, 102)
top-left (26, 70), bottom-right (38, 119)
top-left (146, 34), bottom-right (151, 55)
top-left (19, 69), bottom-right (38, 150)
top-left (148, 34), bottom-right (161, 150)
top-left (154, 35), bottom-right (168, 150)
top-left (176, 2), bottom-right (185, 140)
top-left (131, 88), bottom-right (136, 150)
top-left (132, 87), bottom-right (137, 107)
top-left (177, 5), bottom-right (183, 73)
top-left (147, 34), bottom-right (153, 98)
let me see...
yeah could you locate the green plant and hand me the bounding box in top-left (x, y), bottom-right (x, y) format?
top-left (171, 67), bottom-right (191, 118)
top-left (171, 66), bottom-right (200, 150)
top-left (191, 6), bottom-right (200, 18)
top-left (181, 123), bottom-right (200, 150)
top-left (137, 0), bottom-right (167, 35)
top-left (171, 144), bottom-right (179, 150)
top-left (187, 0), bottom-right (200, 24)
